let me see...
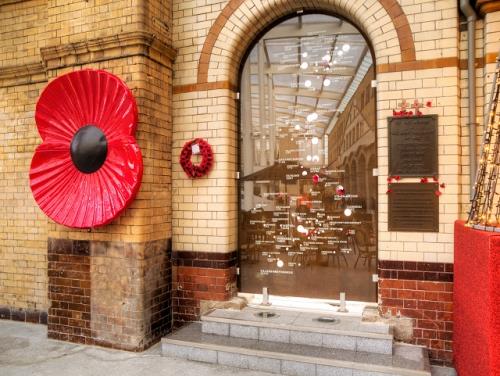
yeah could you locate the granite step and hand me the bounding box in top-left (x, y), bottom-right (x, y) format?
top-left (161, 323), bottom-right (431, 376)
top-left (202, 307), bottom-right (393, 355)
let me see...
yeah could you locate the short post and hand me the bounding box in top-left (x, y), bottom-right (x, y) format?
top-left (261, 287), bottom-right (271, 306)
top-left (338, 292), bottom-right (348, 312)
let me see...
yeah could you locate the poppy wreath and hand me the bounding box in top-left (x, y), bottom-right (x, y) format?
top-left (179, 138), bottom-right (214, 178)
top-left (30, 69), bottom-right (143, 228)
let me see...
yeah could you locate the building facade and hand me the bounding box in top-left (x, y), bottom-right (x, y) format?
top-left (1, 0), bottom-right (500, 366)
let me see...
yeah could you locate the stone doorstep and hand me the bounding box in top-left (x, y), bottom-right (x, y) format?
top-left (201, 320), bottom-right (393, 355)
top-left (202, 315), bottom-right (393, 338)
top-left (206, 308), bottom-right (391, 331)
top-left (161, 323), bottom-right (431, 376)
top-left (201, 308), bottom-right (393, 355)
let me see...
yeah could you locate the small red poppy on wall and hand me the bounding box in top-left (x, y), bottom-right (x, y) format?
top-left (30, 69), bottom-right (143, 228)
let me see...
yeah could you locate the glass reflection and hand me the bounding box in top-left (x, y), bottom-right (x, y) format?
top-left (239, 14), bottom-right (377, 302)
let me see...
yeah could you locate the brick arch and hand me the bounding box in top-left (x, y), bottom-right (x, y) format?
top-left (196, 0), bottom-right (415, 85)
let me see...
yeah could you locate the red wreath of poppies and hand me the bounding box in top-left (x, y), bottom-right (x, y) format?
top-left (30, 69), bottom-right (143, 228)
top-left (180, 138), bottom-right (214, 178)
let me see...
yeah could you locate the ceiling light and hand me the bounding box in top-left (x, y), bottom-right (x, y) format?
top-left (297, 225), bottom-right (307, 234)
top-left (304, 79), bottom-right (312, 88)
top-left (306, 112), bottom-right (318, 122)
top-left (322, 54), bottom-right (331, 62)
top-left (312, 155), bottom-right (320, 162)
top-left (337, 50), bottom-right (343, 57)
top-left (300, 62), bottom-right (309, 70)
top-left (344, 208), bottom-right (352, 217)
top-left (302, 170), bottom-right (308, 176)
top-left (294, 124), bottom-right (301, 130)
top-left (342, 43), bottom-right (350, 52)
top-left (306, 155), bottom-right (312, 161)
top-left (323, 78), bottom-right (331, 87)
top-left (277, 259), bottom-right (284, 268)
top-left (311, 137), bottom-right (319, 145)
top-left (302, 52), bottom-right (308, 58)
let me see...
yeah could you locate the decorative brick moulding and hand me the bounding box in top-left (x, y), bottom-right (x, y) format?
top-left (172, 251), bottom-right (238, 327)
top-left (48, 238), bottom-right (172, 351)
top-left (378, 260), bottom-right (454, 366)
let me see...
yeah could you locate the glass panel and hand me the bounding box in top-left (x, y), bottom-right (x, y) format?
top-left (239, 14), bottom-right (377, 302)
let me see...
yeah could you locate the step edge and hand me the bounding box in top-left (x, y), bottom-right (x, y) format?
top-left (394, 343), bottom-right (432, 373)
top-left (161, 338), bottom-right (430, 376)
top-left (201, 316), bottom-right (393, 340)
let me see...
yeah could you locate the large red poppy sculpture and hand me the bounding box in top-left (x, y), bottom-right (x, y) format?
top-left (30, 69), bottom-right (143, 228)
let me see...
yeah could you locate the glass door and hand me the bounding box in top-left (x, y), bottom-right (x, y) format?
top-left (239, 14), bottom-right (377, 302)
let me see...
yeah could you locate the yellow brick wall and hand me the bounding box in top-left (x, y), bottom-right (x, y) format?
top-left (376, 67), bottom-right (460, 263)
top-left (0, 0), bottom-right (51, 311)
top-left (46, 0), bottom-right (141, 45)
top-left (170, 0), bottom-right (465, 263)
top-left (0, 0), bottom-right (173, 312)
top-left (0, 0), bottom-right (49, 67)
top-left (0, 81), bottom-right (48, 310)
top-left (172, 88), bottom-right (238, 252)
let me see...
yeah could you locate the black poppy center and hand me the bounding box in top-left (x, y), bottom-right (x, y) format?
top-left (70, 125), bottom-right (108, 174)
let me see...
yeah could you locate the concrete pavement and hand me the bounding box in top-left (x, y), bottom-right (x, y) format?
top-left (0, 320), bottom-right (456, 376)
top-left (0, 320), bottom-right (273, 376)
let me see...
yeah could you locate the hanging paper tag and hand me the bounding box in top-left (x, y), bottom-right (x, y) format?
top-left (191, 143), bottom-right (200, 155)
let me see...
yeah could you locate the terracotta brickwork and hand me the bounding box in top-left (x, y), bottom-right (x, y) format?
top-left (48, 238), bottom-right (171, 350)
top-left (90, 238), bottom-right (172, 350)
top-left (379, 261), bottom-right (454, 365)
top-left (172, 251), bottom-right (237, 325)
top-left (47, 238), bottom-right (91, 344)
top-left (195, 0), bottom-right (415, 83)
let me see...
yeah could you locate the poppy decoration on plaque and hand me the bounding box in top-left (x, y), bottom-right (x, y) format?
top-left (30, 69), bottom-right (143, 228)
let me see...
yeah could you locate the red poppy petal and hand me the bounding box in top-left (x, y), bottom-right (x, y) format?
top-left (30, 143), bottom-right (84, 225)
top-left (94, 72), bottom-right (137, 139)
top-left (61, 174), bottom-right (90, 228)
top-left (31, 69), bottom-right (142, 228)
top-left (35, 70), bottom-right (137, 143)
top-left (30, 137), bottom-right (142, 228)
top-left (35, 90), bottom-right (81, 143)
top-left (36, 74), bottom-right (87, 141)
top-left (92, 139), bottom-right (142, 226)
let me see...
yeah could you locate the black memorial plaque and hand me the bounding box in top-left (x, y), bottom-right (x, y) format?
top-left (389, 115), bottom-right (438, 177)
top-left (388, 183), bottom-right (439, 232)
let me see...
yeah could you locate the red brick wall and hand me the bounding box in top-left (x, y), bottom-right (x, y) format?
top-left (47, 239), bottom-right (91, 344)
top-left (172, 251), bottom-right (237, 326)
top-left (47, 238), bottom-right (172, 350)
top-left (379, 261), bottom-right (453, 366)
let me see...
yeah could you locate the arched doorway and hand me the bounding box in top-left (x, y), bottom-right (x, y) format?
top-left (238, 13), bottom-right (377, 302)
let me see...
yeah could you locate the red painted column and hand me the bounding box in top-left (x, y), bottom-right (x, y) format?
top-left (454, 221), bottom-right (500, 376)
